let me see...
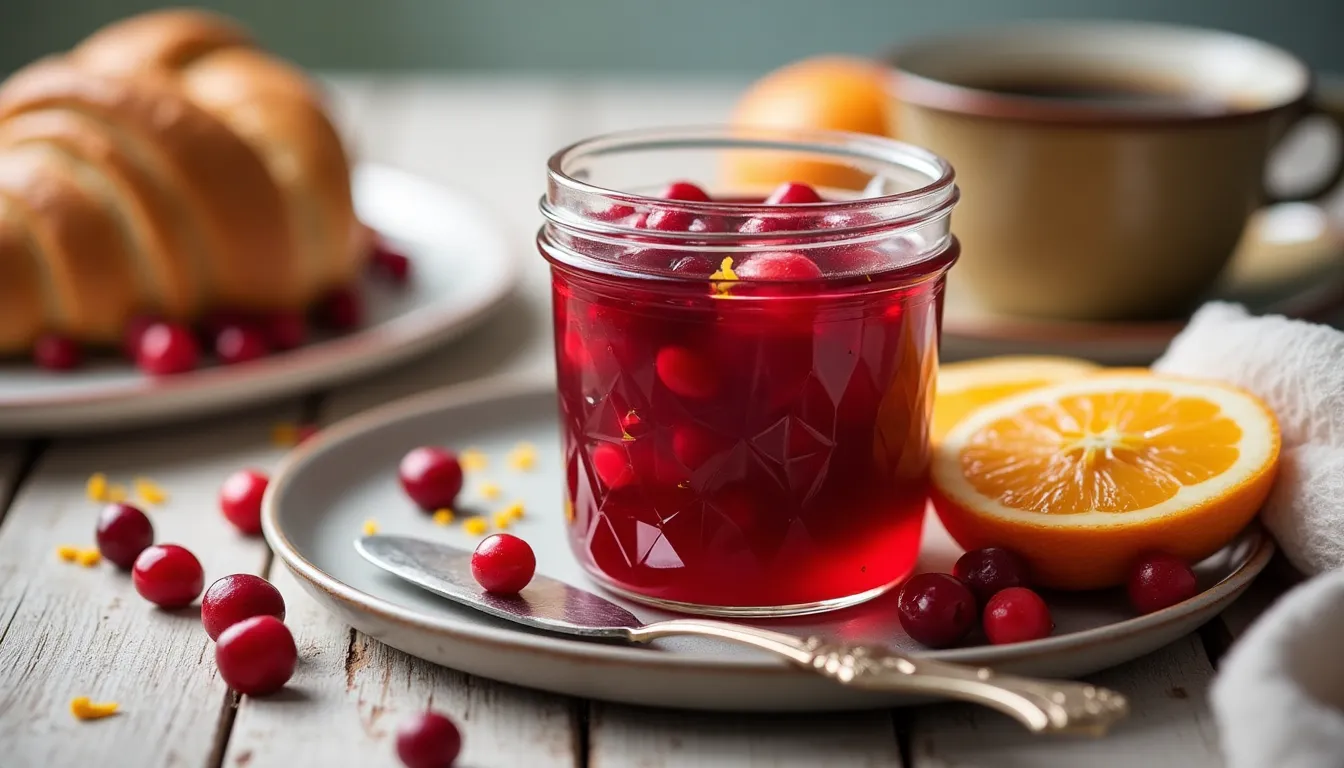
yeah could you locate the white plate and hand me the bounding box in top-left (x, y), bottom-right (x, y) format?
top-left (0, 164), bottom-right (518, 434)
top-left (265, 377), bottom-right (1272, 712)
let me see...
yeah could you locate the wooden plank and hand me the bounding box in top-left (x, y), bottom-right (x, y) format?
top-left (590, 706), bottom-right (902, 768)
top-left (224, 564), bottom-right (577, 768)
top-left (910, 635), bottom-right (1221, 768)
top-left (0, 406), bottom-right (301, 767)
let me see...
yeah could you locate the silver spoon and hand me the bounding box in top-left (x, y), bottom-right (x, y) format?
top-left (356, 534), bottom-right (1128, 735)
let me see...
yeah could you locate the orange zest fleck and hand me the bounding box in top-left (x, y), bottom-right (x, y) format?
top-left (503, 502), bottom-right (525, 521)
top-left (271, 422), bottom-right (299, 447)
top-left (460, 449), bottom-right (488, 472)
top-left (70, 696), bottom-right (119, 720)
top-left (75, 549), bottom-right (102, 568)
top-left (507, 442), bottom-right (537, 471)
top-left (134, 477), bottom-right (168, 506)
top-left (564, 498), bottom-right (576, 524)
top-left (86, 473), bottom-right (109, 502)
top-left (362, 519), bottom-right (380, 536)
top-left (463, 517), bottom-right (489, 536)
top-left (478, 482), bottom-right (502, 501)
top-left (432, 509), bottom-right (455, 526)
top-left (56, 545), bottom-right (80, 562)
top-left (710, 257), bottom-right (739, 296)
top-left (492, 512), bottom-right (513, 530)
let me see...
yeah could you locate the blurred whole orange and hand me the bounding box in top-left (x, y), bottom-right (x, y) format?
top-left (725, 56), bottom-right (892, 191)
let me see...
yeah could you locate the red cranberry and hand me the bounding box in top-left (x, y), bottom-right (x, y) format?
top-left (200, 310), bottom-right (250, 340)
top-left (470, 533), bottom-right (537, 594)
top-left (593, 203), bottom-right (637, 222)
top-left (829, 246), bottom-right (891, 276)
top-left (315, 286), bottom-right (363, 332)
top-left (95, 502), bottom-right (155, 569)
top-left (660, 181), bottom-right (711, 202)
top-left (687, 216), bottom-right (726, 234)
top-left (263, 311), bottom-right (308, 351)
top-left (369, 242), bottom-right (412, 285)
top-left (655, 346), bottom-right (718, 398)
top-left (983, 587), bottom-right (1054, 645)
top-left (953, 547), bottom-right (1031, 605)
top-left (739, 214), bottom-right (800, 235)
top-left (122, 315), bottom-right (160, 360)
top-left (132, 544), bottom-right (205, 608)
top-left (137, 322), bottom-right (200, 376)
top-left (670, 255), bottom-right (716, 275)
top-left (764, 182), bottom-right (823, 205)
top-left (398, 447), bottom-right (464, 511)
top-left (736, 252), bottom-right (823, 281)
top-left (896, 572), bottom-right (976, 649)
top-left (215, 615), bottom-right (297, 696)
top-left (592, 443), bottom-right (634, 489)
top-left (33, 334), bottom-right (82, 371)
top-left (202, 574), bottom-right (287, 641)
top-left (642, 208), bottom-right (696, 232)
top-left (219, 469), bottom-right (269, 535)
top-left (1127, 553), bottom-right (1198, 615)
top-left (215, 325), bottom-right (270, 365)
top-left (396, 711), bottom-right (462, 768)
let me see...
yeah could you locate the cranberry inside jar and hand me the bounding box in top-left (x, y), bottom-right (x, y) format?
top-left (539, 127), bottom-right (959, 616)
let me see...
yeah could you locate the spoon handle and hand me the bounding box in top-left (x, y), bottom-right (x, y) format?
top-left (627, 619), bottom-right (1128, 735)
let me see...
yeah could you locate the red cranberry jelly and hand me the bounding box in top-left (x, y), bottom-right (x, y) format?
top-left (540, 130), bottom-right (958, 614)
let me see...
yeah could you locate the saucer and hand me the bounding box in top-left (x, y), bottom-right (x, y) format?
top-left (942, 203), bottom-right (1344, 364)
top-left (264, 377), bottom-right (1271, 711)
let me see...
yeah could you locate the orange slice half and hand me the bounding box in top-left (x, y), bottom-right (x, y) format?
top-left (931, 373), bottom-right (1280, 589)
top-left (932, 356), bottom-right (1100, 444)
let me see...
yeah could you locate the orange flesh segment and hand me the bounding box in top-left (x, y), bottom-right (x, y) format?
top-left (960, 390), bottom-right (1243, 514)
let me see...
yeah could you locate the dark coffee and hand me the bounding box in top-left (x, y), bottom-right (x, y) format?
top-left (977, 79), bottom-right (1229, 112)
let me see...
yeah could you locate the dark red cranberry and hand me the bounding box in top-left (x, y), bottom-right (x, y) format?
top-left (655, 346), bottom-right (718, 398)
top-left (215, 325), bottom-right (270, 365)
top-left (592, 443), bottom-right (634, 489)
top-left (215, 615), bottom-right (297, 696)
top-left (263, 311), bottom-right (308, 351)
top-left (953, 547), bottom-right (1031, 605)
top-left (829, 246), bottom-right (891, 276)
top-left (396, 711), bottom-right (462, 768)
top-left (687, 216), bottom-right (725, 234)
top-left (200, 310), bottom-right (250, 340)
top-left (983, 587), bottom-right (1054, 645)
top-left (315, 286), bottom-right (363, 332)
top-left (660, 181), bottom-right (711, 202)
top-left (1127, 553), bottom-right (1198, 615)
top-left (33, 334), bottom-right (82, 371)
top-left (736, 252), bottom-right (823, 281)
top-left (202, 574), bottom-right (287, 641)
top-left (669, 255), bottom-right (716, 275)
top-left (219, 469), bottom-right (269, 535)
top-left (132, 544), bottom-right (205, 609)
top-left (369, 242), bottom-right (412, 285)
top-left (896, 572), bottom-right (977, 649)
top-left (470, 533), bottom-right (537, 594)
top-left (95, 502), bottom-right (155, 569)
top-left (137, 322), bottom-right (200, 376)
top-left (398, 447), bottom-right (464, 511)
top-left (764, 182), bottom-right (823, 205)
top-left (122, 315), bottom-right (160, 360)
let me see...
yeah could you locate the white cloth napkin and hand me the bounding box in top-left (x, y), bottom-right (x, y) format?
top-left (1153, 302), bottom-right (1344, 767)
top-left (1154, 301), bottom-right (1344, 576)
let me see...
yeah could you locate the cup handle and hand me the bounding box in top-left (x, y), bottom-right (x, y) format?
top-left (1265, 80), bottom-right (1344, 204)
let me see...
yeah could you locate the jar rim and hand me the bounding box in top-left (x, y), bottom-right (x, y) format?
top-left (543, 125), bottom-right (957, 227)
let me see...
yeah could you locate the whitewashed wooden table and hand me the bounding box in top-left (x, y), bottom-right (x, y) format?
top-left (0, 75), bottom-right (1301, 768)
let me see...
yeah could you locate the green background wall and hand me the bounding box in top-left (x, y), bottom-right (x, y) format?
top-left (4, 0), bottom-right (1342, 75)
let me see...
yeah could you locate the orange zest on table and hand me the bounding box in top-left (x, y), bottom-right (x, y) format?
top-left (70, 697), bottom-right (119, 720)
top-left (931, 372), bottom-right (1280, 590)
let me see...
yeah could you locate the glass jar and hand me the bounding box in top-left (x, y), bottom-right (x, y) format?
top-left (538, 127), bottom-right (959, 617)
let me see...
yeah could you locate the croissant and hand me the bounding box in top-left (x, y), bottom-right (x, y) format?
top-left (0, 9), bottom-right (361, 355)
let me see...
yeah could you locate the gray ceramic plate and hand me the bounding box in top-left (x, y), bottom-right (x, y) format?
top-left (264, 376), bottom-right (1273, 712)
top-left (0, 164), bottom-right (517, 434)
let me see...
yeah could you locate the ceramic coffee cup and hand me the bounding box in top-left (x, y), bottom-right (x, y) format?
top-left (887, 22), bottom-right (1344, 321)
